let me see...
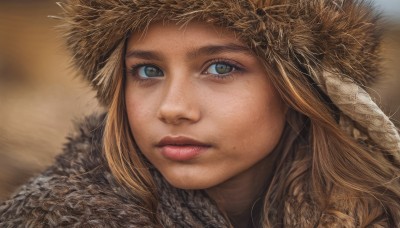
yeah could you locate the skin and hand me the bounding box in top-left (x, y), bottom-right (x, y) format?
top-left (125, 22), bottom-right (287, 227)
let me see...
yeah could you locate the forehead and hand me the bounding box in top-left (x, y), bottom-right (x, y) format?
top-left (126, 21), bottom-right (244, 49)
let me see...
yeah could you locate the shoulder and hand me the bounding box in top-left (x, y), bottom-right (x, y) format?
top-left (0, 113), bottom-right (154, 227)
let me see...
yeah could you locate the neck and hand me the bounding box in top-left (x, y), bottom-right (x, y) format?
top-left (205, 124), bottom-right (297, 228)
top-left (205, 149), bottom-right (279, 228)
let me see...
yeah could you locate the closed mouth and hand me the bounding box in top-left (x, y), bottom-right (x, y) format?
top-left (156, 136), bottom-right (211, 148)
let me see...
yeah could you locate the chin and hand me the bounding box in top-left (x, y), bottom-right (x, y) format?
top-left (161, 173), bottom-right (219, 190)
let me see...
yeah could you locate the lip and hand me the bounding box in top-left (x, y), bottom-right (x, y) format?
top-left (156, 136), bottom-right (211, 161)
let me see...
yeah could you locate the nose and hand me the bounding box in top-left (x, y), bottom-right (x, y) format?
top-left (157, 78), bottom-right (201, 125)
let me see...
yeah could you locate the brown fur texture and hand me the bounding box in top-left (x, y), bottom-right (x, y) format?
top-left (59, 0), bottom-right (381, 106)
top-left (60, 0), bottom-right (400, 155)
top-left (0, 114), bottom-right (391, 227)
top-left (0, 114), bottom-right (230, 227)
top-left (1, 0), bottom-right (398, 227)
top-left (59, 0), bottom-right (400, 155)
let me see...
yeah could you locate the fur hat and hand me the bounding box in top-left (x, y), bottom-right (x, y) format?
top-left (58, 0), bottom-right (400, 158)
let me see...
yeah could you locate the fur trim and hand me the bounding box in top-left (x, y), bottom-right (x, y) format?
top-left (0, 114), bottom-right (229, 227)
top-left (0, 114), bottom-right (156, 226)
top-left (59, 0), bottom-right (382, 106)
top-left (0, 114), bottom-right (391, 227)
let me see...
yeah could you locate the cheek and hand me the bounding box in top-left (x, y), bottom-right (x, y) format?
top-left (125, 87), bottom-right (154, 143)
top-left (126, 98), bottom-right (150, 122)
top-left (126, 93), bottom-right (141, 127)
top-left (212, 84), bottom-right (286, 156)
top-left (214, 87), bottom-right (285, 133)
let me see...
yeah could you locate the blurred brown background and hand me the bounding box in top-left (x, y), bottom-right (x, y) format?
top-left (0, 1), bottom-right (100, 202)
top-left (0, 1), bottom-right (399, 202)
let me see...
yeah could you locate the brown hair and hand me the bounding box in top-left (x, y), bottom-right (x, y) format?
top-left (59, 0), bottom-right (400, 226)
top-left (101, 37), bottom-right (400, 227)
top-left (263, 60), bottom-right (400, 226)
top-left (102, 42), bottom-right (159, 222)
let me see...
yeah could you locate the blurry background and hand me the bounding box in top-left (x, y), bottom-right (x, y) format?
top-left (0, 1), bottom-right (100, 201)
top-left (0, 0), bottom-right (399, 202)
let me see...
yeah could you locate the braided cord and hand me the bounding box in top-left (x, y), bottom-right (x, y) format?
top-left (321, 71), bottom-right (400, 161)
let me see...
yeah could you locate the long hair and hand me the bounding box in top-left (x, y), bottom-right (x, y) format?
top-left (101, 24), bottom-right (400, 228)
top-left (262, 60), bottom-right (400, 226)
top-left (102, 41), bottom-right (159, 223)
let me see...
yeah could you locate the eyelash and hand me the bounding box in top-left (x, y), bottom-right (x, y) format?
top-left (127, 58), bottom-right (244, 81)
top-left (128, 63), bottom-right (159, 77)
top-left (202, 59), bottom-right (244, 79)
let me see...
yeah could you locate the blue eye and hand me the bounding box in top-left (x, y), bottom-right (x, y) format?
top-left (206, 63), bottom-right (234, 75)
top-left (136, 65), bottom-right (163, 78)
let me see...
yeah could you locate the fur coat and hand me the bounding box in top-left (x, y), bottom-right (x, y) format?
top-left (0, 0), bottom-right (398, 227)
top-left (0, 114), bottom-right (390, 227)
top-left (0, 114), bottom-right (231, 227)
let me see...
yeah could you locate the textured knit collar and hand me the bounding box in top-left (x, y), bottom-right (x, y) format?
top-left (70, 113), bottom-right (232, 227)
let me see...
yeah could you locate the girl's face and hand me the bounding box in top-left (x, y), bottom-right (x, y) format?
top-left (125, 22), bottom-right (286, 190)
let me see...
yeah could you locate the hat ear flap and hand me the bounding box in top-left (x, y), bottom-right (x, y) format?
top-left (268, 1), bottom-right (399, 157)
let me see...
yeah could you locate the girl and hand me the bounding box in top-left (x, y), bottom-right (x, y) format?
top-left (1, 0), bottom-right (400, 227)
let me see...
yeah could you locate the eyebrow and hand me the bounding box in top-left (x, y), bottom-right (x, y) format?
top-left (187, 43), bottom-right (253, 59)
top-left (125, 50), bottom-right (162, 61)
top-left (125, 43), bottom-right (253, 60)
